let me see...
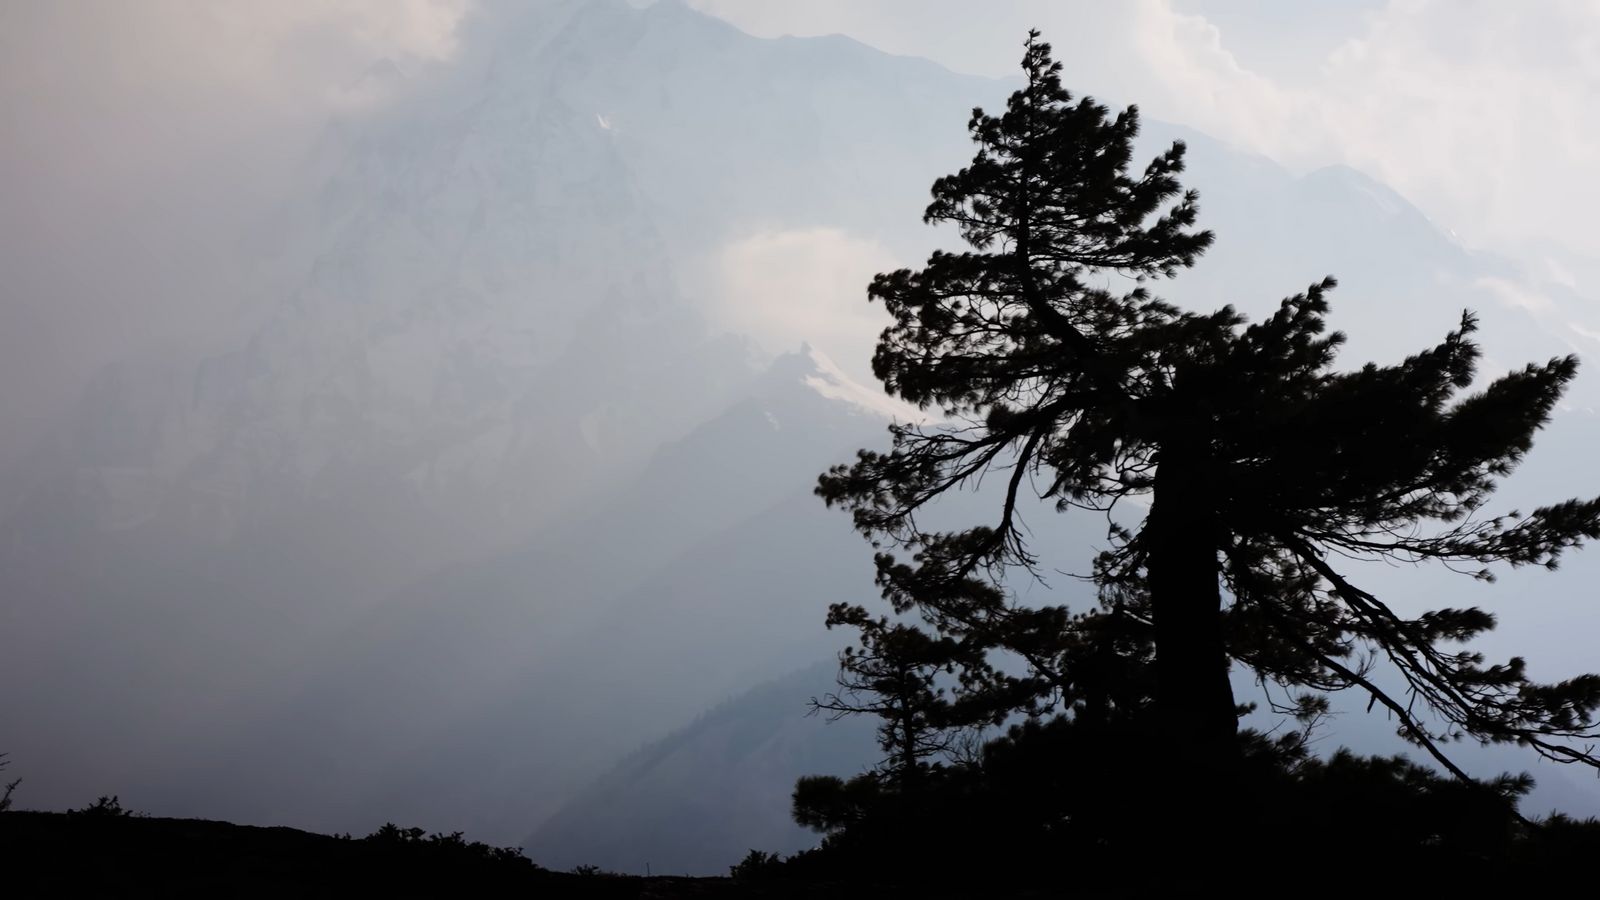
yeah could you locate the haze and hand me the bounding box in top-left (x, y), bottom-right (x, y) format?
top-left (5, 0), bottom-right (1600, 873)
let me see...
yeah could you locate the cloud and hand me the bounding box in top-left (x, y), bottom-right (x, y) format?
top-left (1128, 1), bottom-right (1600, 258)
top-left (1313, 1), bottom-right (1600, 255)
top-left (1476, 276), bottom-right (1557, 315)
top-left (0, 1), bottom-right (473, 467)
top-left (702, 228), bottom-right (900, 377)
top-left (9, 0), bottom-right (1600, 470)
top-left (691, 0), bottom-right (1600, 265)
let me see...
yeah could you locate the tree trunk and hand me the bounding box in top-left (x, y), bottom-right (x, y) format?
top-left (1145, 442), bottom-right (1239, 767)
top-left (1143, 440), bottom-right (1240, 878)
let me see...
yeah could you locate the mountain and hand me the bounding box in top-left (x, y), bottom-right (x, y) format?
top-left (523, 661), bottom-right (878, 876)
top-left (0, 0), bottom-right (986, 819)
top-left (137, 344), bottom-right (906, 840)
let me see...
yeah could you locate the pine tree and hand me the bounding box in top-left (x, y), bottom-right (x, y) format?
top-left (817, 30), bottom-right (1600, 806)
top-left (808, 614), bottom-right (957, 785)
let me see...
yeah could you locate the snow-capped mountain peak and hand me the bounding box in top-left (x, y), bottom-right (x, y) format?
top-left (771, 343), bottom-right (925, 423)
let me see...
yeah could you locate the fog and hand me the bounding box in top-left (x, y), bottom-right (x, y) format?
top-left (6, 0), bottom-right (1600, 874)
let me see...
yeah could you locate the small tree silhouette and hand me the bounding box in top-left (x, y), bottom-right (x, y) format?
top-left (0, 753), bottom-right (18, 812)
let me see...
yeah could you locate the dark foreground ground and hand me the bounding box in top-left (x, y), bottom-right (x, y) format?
top-left (0, 810), bottom-right (840, 898)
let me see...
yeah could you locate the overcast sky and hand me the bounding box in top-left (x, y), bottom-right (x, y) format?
top-left (691, 0), bottom-right (1600, 262)
top-left (4, 0), bottom-right (1600, 464)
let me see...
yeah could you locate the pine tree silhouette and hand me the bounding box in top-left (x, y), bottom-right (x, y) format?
top-left (813, 32), bottom-right (1600, 856)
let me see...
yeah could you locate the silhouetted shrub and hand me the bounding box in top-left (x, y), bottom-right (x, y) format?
top-left (786, 713), bottom-right (1600, 891)
top-left (362, 821), bottom-right (528, 866)
top-left (73, 795), bottom-right (136, 817)
top-left (728, 849), bottom-right (786, 883)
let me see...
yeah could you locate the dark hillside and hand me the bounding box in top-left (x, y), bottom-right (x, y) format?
top-left (0, 810), bottom-right (814, 898)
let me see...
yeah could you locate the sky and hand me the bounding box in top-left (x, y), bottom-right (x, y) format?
top-left (689, 0), bottom-right (1600, 263)
top-left (4, 0), bottom-right (1600, 462)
